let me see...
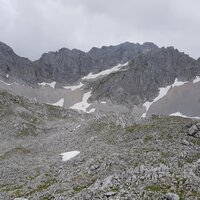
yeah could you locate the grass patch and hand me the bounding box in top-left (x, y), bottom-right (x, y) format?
top-left (144, 135), bottom-right (153, 142)
top-left (184, 153), bottom-right (200, 164)
top-left (145, 184), bottom-right (171, 192)
top-left (110, 187), bottom-right (119, 192)
top-left (0, 147), bottom-right (31, 160)
top-left (28, 178), bottom-right (57, 195)
top-left (0, 184), bottom-right (24, 193)
top-left (16, 123), bottom-right (37, 137)
top-left (73, 185), bottom-right (87, 193)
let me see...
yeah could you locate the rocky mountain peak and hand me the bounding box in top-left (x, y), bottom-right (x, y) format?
top-left (0, 41), bottom-right (14, 55)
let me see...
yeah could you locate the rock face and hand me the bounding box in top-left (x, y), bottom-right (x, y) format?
top-left (0, 42), bottom-right (37, 85)
top-left (89, 46), bottom-right (200, 106)
top-left (34, 42), bottom-right (158, 84)
top-left (0, 41), bottom-right (159, 85)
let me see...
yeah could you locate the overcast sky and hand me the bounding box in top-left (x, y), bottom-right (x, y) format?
top-left (0, 0), bottom-right (200, 60)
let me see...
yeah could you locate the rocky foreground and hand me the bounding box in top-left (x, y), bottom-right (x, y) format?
top-left (0, 91), bottom-right (200, 200)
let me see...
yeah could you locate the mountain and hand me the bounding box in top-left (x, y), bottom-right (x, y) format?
top-left (88, 46), bottom-right (200, 117)
top-left (0, 41), bottom-right (200, 119)
top-left (0, 42), bottom-right (37, 85)
top-left (0, 41), bottom-right (157, 85)
top-left (1, 41), bottom-right (200, 199)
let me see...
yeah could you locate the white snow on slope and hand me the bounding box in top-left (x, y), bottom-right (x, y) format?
top-left (193, 76), bottom-right (200, 84)
top-left (63, 82), bottom-right (83, 91)
top-left (170, 112), bottom-right (200, 119)
top-left (6, 74), bottom-right (9, 78)
top-left (142, 78), bottom-right (188, 117)
top-left (101, 101), bottom-right (107, 104)
top-left (73, 125), bottom-right (81, 131)
top-left (82, 62), bottom-right (128, 80)
top-left (171, 78), bottom-right (188, 87)
top-left (0, 80), bottom-right (13, 86)
top-left (60, 151), bottom-right (80, 161)
top-left (38, 81), bottom-right (56, 88)
top-left (70, 91), bottom-right (95, 113)
top-left (50, 98), bottom-right (64, 107)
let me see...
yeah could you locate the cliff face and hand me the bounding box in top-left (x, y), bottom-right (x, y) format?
top-left (89, 46), bottom-right (200, 106)
top-left (0, 41), bottom-right (158, 85)
top-left (0, 42), bottom-right (37, 84)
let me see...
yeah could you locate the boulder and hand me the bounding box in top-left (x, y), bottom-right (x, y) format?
top-left (188, 124), bottom-right (198, 136)
top-left (165, 193), bottom-right (180, 200)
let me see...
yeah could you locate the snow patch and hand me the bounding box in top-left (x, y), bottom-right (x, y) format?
top-left (193, 76), bottom-right (200, 84)
top-left (170, 112), bottom-right (200, 119)
top-left (70, 91), bottom-right (95, 113)
top-left (50, 98), bottom-right (64, 107)
top-left (143, 85), bottom-right (171, 114)
top-left (6, 74), bottom-right (9, 78)
top-left (60, 151), bottom-right (80, 161)
top-left (0, 80), bottom-right (13, 86)
top-left (73, 125), bottom-right (81, 131)
top-left (142, 78), bottom-right (188, 117)
top-left (82, 62), bottom-right (128, 80)
top-left (101, 101), bottom-right (107, 104)
top-left (38, 81), bottom-right (56, 88)
top-left (63, 82), bottom-right (83, 91)
top-left (171, 78), bottom-right (188, 87)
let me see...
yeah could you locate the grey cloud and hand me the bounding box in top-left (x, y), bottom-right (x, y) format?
top-left (0, 0), bottom-right (200, 60)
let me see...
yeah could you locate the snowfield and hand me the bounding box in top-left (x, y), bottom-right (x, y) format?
top-left (63, 82), bottom-right (83, 91)
top-left (0, 80), bottom-right (13, 86)
top-left (193, 76), bottom-right (200, 84)
top-left (170, 112), bottom-right (200, 119)
top-left (82, 62), bottom-right (128, 80)
top-left (50, 98), bottom-right (64, 107)
top-left (142, 78), bottom-right (188, 117)
top-left (38, 81), bottom-right (56, 88)
top-left (70, 91), bottom-right (95, 113)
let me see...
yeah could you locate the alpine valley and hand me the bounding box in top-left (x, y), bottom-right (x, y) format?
top-left (1, 41), bottom-right (200, 200)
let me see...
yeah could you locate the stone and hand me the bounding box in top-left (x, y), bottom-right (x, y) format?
top-left (188, 124), bottom-right (198, 136)
top-left (100, 175), bottom-right (114, 190)
top-left (165, 193), bottom-right (180, 200)
top-left (196, 122), bottom-right (200, 129)
top-left (104, 191), bottom-right (117, 197)
top-left (14, 198), bottom-right (28, 200)
top-left (181, 139), bottom-right (190, 146)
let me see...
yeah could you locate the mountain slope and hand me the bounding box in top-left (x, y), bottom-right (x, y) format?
top-left (0, 42), bottom-right (37, 85)
top-left (0, 90), bottom-right (200, 199)
top-left (89, 46), bottom-right (199, 106)
top-left (0, 41), bottom-right (200, 119)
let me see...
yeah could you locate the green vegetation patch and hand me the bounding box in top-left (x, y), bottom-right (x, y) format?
top-left (16, 123), bottom-right (37, 137)
top-left (73, 185), bottom-right (87, 193)
top-left (145, 184), bottom-right (171, 192)
top-left (0, 147), bottom-right (31, 160)
top-left (28, 178), bottom-right (57, 195)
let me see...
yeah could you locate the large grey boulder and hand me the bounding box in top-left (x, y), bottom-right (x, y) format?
top-left (165, 193), bottom-right (180, 200)
top-left (188, 124), bottom-right (198, 136)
